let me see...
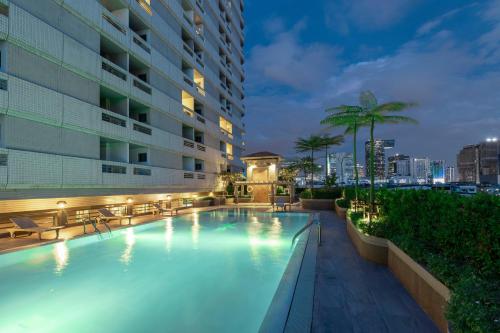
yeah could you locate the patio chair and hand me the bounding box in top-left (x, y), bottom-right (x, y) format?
top-left (8, 217), bottom-right (64, 240)
top-left (274, 197), bottom-right (288, 211)
top-left (154, 201), bottom-right (185, 216)
top-left (97, 208), bottom-right (133, 226)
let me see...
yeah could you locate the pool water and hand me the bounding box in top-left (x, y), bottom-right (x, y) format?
top-left (0, 209), bottom-right (309, 333)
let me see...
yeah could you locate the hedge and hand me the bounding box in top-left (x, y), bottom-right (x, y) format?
top-left (300, 188), bottom-right (343, 200)
top-left (349, 189), bottom-right (500, 333)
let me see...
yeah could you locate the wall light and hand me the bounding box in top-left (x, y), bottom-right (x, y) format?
top-left (127, 197), bottom-right (134, 204)
top-left (166, 195), bottom-right (172, 201)
top-left (57, 201), bottom-right (67, 209)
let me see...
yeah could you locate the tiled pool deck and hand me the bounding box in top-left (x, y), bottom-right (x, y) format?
top-left (312, 211), bottom-right (439, 333)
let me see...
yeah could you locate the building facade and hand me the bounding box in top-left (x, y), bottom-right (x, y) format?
top-left (410, 157), bottom-right (430, 184)
top-left (457, 139), bottom-right (500, 184)
top-left (388, 154), bottom-right (410, 177)
top-left (365, 139), bottom-right (394, 181)
top-left (0, 0), bottom-right (246, 211)
top-left (327, 152), bottom-right (354, 184)
top-left (445, 166), bottom-right (456, 183)
top-left (430, 160), bottom-right (445, 184)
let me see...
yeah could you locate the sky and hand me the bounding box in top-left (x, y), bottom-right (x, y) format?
top-left (242, 0), bottom-right (500, 166)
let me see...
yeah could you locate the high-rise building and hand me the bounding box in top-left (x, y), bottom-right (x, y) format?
top-left (388, 154), bottom-right (411, 178)
top-left (410, 158), bottom-right (431, 184)
top-left (365, 139), bottom-right (394, 181)
top-left (457, 138), bottom-right (500, 184)
top-left (327, 152), bottom-right (354, 184)
top-left (431, 160), bottom-right (446, 184)
top-left (0, 1), bottom-right (246, 208)
top-left (445, 166), bottom-right (457, 183)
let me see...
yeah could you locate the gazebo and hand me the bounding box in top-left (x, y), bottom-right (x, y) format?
top-left (235, 152), bottom-right (294, 204)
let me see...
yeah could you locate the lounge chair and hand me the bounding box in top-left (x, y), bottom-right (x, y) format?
top-left (153, 201), bottom-right (184, 216)
top-left (97, 208), bottom-right (133, 226)
top-left (8, 217), bottom-right (64, 240)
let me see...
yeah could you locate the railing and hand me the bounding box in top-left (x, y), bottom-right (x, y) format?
top-left (102, 112), bottom-right (126, 127)
top-left (183, 42), bottom-right (194, 57)
top-left (195, 83), bottom-right (206, 96)
top-left (102, 13), bottom-right (126, 35)
top-left (132, 78), bottom-right (152, 95)
top-left (196, 55), bottom-right (204, 68)
top-left (133, 167), bottom-right (152, 176)
top-left (132, 34), bottom-right (151, 54)
top-left (102, 164), bottom-right (126, 174)
top-left (183, 13), bottom-right (193, 26)
top-left (133, 123), bottom-right (152, 135)
top-left (0, 154), bottom-right (7, 166)
top-left (197, 174), bottom-right (206, 180)
top-left (184, 172), bottom-right (194, 179)
top-left (197, 144), bottom-right (206, 152)
top-left (102, 60), bottom-right (127, 81)
top-left (184, 140), bottom-right (195, 148)
top-left (183, 106), bottom-right (194, 117)
top-left (196, 0), bottom-right (205, 13)
top-left (183, 75), bottom-right (194, 87)
top-left (196, 115), bottom-right (206, 124)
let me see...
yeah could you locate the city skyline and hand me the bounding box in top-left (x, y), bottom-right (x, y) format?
top-left (243, 0), bottom-right (500, 164)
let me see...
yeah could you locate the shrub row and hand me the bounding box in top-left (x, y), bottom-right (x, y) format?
top-left (348, 189), bottom-right (500, 333)
top-left (299, 188), bottom-right (343, 200)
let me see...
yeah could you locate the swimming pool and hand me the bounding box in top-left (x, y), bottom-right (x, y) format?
top-left (0, 209), bottom-right (310, 333)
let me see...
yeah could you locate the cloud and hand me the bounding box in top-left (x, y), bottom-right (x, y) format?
top-left (247, 20), bottom-right (342, 92)
top-left (325, 0), bottom-right (417, 34)
top-left (416, 3), bottom-right (478, 37)
top-left (245, 3), bottom-right (500, 164)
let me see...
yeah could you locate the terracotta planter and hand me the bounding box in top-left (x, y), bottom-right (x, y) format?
top-left (346, 215), bottom-right (450, 333)
top-left (300, 199), bottom-right (335, 210)
top-left (334, 200), bottom-right (347, 220)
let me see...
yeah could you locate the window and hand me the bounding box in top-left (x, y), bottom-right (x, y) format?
top-left (138, 153), bottom-right (148, 163)
top-left (219, 116), bottom-right (232, 134)
top-left (195, 159), bottom-right (204, 172)
top-left (102, 164), bottom-right (126, 174)
top-left (0, 3), bottom-right (9, 17)
top-left (0, 79), bottom-right (7, 91)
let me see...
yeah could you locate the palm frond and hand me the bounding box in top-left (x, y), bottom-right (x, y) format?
top-left (371, 102), bottom-right (417, 114)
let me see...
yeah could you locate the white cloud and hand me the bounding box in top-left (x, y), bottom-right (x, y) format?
top-left (325, 0), bottom-right (417, 34)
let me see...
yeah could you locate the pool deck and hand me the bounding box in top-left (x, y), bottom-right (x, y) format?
top-left (312, 211), bottom-right (439, 333)
top-left (0, 206), bottom-right (232, 254)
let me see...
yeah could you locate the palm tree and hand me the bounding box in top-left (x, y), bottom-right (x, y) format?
top-left (320, 135), bottom-right (345, 182)
top-left (360, 91), bottom-right (417, 220)
top-left (321, 105), bottom-right (370, 208)
top-left (295, 135), bottom-right (323, 189)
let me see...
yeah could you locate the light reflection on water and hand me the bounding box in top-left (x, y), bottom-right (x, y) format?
top-left (165, 217), bottom-right (173, 252)
top-left (120, 228), bottom-right (136, 265)
top-left (192, 213), bottom-right (200, 249)
top-left (53, 242), bottom-right (69, 275)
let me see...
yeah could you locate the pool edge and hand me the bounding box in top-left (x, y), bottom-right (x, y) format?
top-left (259, 214), bottom-right (319, 333)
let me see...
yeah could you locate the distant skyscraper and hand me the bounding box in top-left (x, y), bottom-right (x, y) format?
top-left (365, 139), bottom-right (394, 181)
top-left (445, 166), bottom-right (457, 183)
top-left (388, 154), bottom-right (411, 177)
top-left (431, 160), bottom-right (446, 184)
top-left (356, 164), bottom-right (366, 178)
top-left (411, 158), bottom-right (431, 184)
top-left (457, 138), bottom-right (500, 184)
top-left (328, 153), bottom-right (354, 184)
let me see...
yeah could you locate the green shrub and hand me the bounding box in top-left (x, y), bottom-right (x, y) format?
top-left (336, 198), bottom-right (349, 208)
top-left (300, 189), bottom-right (312, 199)
top-left (359, 189), bottom-right (500, 332)
top-left (312, 187), bottom-right (343, 199)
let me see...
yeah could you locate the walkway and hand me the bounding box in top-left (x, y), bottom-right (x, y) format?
top-left (312, 211), bottom-right (439, 333)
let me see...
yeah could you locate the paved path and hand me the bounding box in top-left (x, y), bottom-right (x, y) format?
top-left (312, 211), bottom-right (439, 333)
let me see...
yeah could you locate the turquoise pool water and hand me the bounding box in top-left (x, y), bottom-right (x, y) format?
top-left (0, 209), bottom-right (309, 333)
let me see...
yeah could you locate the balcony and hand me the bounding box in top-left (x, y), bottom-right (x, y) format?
top-left (135, 0), bottom-right (152, 15)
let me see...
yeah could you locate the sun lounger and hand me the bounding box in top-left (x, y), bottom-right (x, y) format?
top-left (97, 208), bottom-right (133, 225)
top-left (152, 201), bottom-right (184, 216)
top-left (8, 217), bottom-right (64, 240)
top-left (274, 197), bottom-right (289, 211)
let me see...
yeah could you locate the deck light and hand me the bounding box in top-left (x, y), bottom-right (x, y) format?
top-left (57, 201), bottom-right (67, 209)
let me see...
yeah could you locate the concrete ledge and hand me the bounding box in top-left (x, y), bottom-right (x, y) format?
top-left (300, 199), bottom-right (334, 210)
top-left (346, 215), bottom-right (450, 333)
top-left (388, 241), bottom-right (450, 333)
top-left (346, 216), bottom-right (388, 265)
top-left (334, 200), bottom-right (347, 220)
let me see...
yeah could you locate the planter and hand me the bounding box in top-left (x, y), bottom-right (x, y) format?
top-left (225, 198), bottom-right (234, 204)
top-left (334, 200), bottom-right (347, 220)
top-left (346, 216), bottom-right (388, 264)
top-left (346, 215), bottom-right (450, 333)
top-left (213, 197), bottom-right (225, 206)
top-left (300, 199), bottom-right (335, 210)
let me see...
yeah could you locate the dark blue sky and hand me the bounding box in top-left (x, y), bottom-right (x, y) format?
top-left (242, 0), bottom-right (500, 165)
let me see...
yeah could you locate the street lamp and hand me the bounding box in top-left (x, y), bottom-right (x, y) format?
top-left (56, 201), bottom-right (68, 226)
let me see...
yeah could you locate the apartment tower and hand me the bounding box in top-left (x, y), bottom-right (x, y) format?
top-left (0, 0), bottom-right (246, 211)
